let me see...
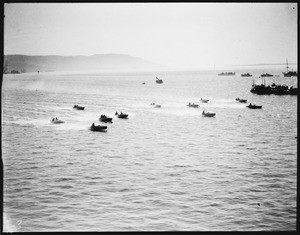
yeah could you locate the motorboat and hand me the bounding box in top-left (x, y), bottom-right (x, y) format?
top-left (187, 103), bottom-right (199, 108)
top-left (51, 117), bottom-right (64, 124)
top-left (99, 114), bottom-right (113, 123)
top-left (115, 112), bottom-right (128, 119)
top-left (200, 98), bottom-right (209, 103)
top-left (150, 103), bottom-right (161, 108)
top-left (90, 123), bottom-right (107, 132)
top-left (261, 73), bottom-right (273, 77)
top-left (246, 103), bottom-right (262, 109)
top-left (236, 98), bottom-right (247, 103)
top-left (241, 73), bottom-right (252, 77)
top-left (218, 72), bottom-right (235, 76)
top-left (73, 104), bottom-right (85, 110)
top-left (156, 77), bottom-right (163, 84)
top-left (202, 110), bottom-right (216, 117)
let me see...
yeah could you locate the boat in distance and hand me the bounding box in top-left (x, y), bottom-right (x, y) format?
top-left (156, 77), bottom-right (163, 84)
top-left (202, 110), bottom-right (216, 117)
top-left (218, 72), bottom-right (235, 76)
top-left (241, 73), bottom-right (252, 77)
top-left (283, 59), bottom-right (297, 77)
top-left (51, 117), bottom-right (64, 124)
top-left (115, 112), bottom-right (128, 119)
top-left (73, 104), bottom-right (85, 110)
top-left (99, 115), bottom-right (113, 123)
top-left (200, 98), bottom-right (209, 103)
top-left (90, 123), bottom-right (107, 132)
top-left (261, 73), bottom-right (273, 77)
top-left (150, 103), bottom-right (161, 108)
top-left (236, 98), bottom-right (247, 103)
top-left (187, 103), bottom-right (199, 108)
top-left (246, 103), bottom-right (262, 109)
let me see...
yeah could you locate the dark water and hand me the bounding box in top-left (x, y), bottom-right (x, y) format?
top-left (2, 68), bottom-right (297, 231)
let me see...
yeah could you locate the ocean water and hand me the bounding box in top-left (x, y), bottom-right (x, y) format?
top-left (2, 68), bottom-right (297, 231)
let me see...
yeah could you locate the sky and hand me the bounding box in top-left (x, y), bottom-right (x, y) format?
top-left (4, 3), bottom-right (298, 70)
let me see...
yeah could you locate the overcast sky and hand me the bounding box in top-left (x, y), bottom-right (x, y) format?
top-left (4, 3), bottom-right (298, 70)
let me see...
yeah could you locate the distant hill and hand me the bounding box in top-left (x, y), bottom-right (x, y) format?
top-left (3, 54), bottom-right (163, 73)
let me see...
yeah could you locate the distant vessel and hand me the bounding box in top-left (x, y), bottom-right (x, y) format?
top-left (156, 77), bottom-right (163, 84)
top-left (241, 73), bottom-right (252, 77)
top-left (261, 73), bottom-right (273, 77)
top-left (202, 110), bottom-right (216, 117)
top-left (187, 102), bottom-right (199, 108)
top-left (283, 59), bottom-right (297, 77)
top-left (99, 114), bottom-right (113, 123)
top-left (115, 112), bottom-right (128, 119)
top-left (246, 103), bottom-right (262, 109)
top-left (73, 104), bottom-right (85, 110)
top-left (218, 72), bottom-right (235, 76)
top-left (51, 117), bottom-right (64, 124)
top-left (236, 98), bottom-right (247, 103)
top-left (90, 123), bottom-right (107, 132)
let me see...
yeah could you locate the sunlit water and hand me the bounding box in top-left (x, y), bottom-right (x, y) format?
top-left (2, 68), bottom-right (297, 231)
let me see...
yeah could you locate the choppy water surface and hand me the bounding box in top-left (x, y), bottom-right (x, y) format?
top-left (2, 69), bottom-right (297, 231)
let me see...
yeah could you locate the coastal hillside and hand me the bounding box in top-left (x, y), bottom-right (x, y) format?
top-left (3, 54), bottom-right (163, 73)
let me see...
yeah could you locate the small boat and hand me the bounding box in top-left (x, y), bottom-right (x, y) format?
top-left (202, 110), bottom-right (216, 117)
top-left (200, 98), bottom-right (209, 103)
top-left (115, 112), bottom-right (128, 119)
top-left (246, 103), bottom-right (262, 109)
top-left (261, 73), bottom-right (273, 77)
top-left (154, 104), bottom-right (161, 108)
top-left (241, 73), bottom-right (252, 77)
top-left (142, 82), bottom-right (146, 85)
top-left (218, 72), bottom-right (235, 76)
top-left (90, 123), bottom-right (107, 132)
top-left (236, 98), bottom-right (247, 103)
top-left (283, 59), bottom-right (297, 77)
top-left (73, 105), bottom-right (85, 110)
top-left (51, 117), bottom-right (64, 124)
top-left (187, 102), bottom-right (199, 108)
top-left (99, 114), bottom-right (113, 123)
top-left (156, 77), bottom-right (163, 84)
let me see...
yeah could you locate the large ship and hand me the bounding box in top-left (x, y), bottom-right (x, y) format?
top-left (250, 80), bottom-right (298, 95)
top-left (283, 59), bottom-right (297, 77)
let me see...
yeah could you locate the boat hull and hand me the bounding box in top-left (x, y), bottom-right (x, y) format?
top-left (187, 103), bottom-right (199, 108)
top-left (90, 125), bottom-right (107, 132)
top-left (73, 105), bottom-right (85, 110)
top-left (118, 114), bottom-right (128, 119)
top-left (236, 98), bottom-right (247, 103)
top-left (52, 120), bottom-right (64, 124)
top-left (246, 105), bottom-right (262, 109)
top-left (99, 117), bottom-right (113, 123)
top-left (202, 113), bottom-right (216, 117)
